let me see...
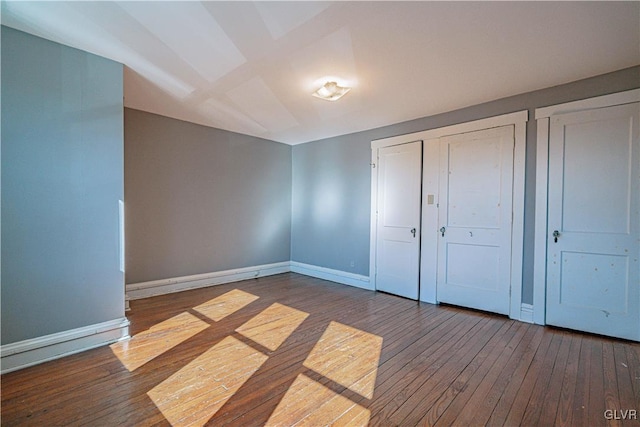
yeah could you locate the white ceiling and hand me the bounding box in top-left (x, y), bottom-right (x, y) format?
top-left (2, 1), bottom-right (639, 145)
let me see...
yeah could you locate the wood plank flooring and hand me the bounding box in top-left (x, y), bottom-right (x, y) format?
top-left (2, 272), bottom-right (640, 426)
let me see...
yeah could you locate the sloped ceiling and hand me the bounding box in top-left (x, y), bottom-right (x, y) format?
top-left (2, 1), bottom-right (639, 145)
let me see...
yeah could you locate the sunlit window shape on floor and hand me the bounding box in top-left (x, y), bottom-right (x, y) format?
top-left (148, 335), bottom-right (268, 426)
top-left (235, 303), bottom-right (309, 351)
top-left (110, 312), bottom-right (209, 372)
top-left (303, 321), bottom-right (383, 399)
top-left (193, 289), bottom-right (259, 322)
top-left (266, 373), bottom-right (371, 426)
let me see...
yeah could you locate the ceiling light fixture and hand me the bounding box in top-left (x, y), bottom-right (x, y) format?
top-left (312, 81), bottom-right (351, 101)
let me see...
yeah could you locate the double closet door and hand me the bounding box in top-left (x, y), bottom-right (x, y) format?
top-left (373, 123), bottom-right (518, 318)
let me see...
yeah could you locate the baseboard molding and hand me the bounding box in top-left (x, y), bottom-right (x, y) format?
top-left (126, 261), bottom-right (291, 300)
top-left (520, 303), bottom-right (534, 324)
top-left (290, 261), bottom-right (372, 291)
top-left (1, 317), bottom-right (130, 374)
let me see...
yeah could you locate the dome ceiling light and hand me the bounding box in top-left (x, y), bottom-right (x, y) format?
top-left (312, 81), bottom-right (351, 101)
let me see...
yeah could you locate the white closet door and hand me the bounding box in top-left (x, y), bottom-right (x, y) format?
top-left (546, 102), bottom-right (640, 340)
top-left (375, 141), bottom-right (422, 300)
top-left (437, 126), bottom-right (514, 315)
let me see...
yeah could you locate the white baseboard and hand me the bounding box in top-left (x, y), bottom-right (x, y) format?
top-left (126, 261), bottom-right (291, 300)
top-left (520, 303), bottom-right (534, 324)
top-left (290, 261), bottom-right (372, 291)
top-left (127, 261), bottom-right (371, 300)
top-left (1, 317), bottom-right (130, 374)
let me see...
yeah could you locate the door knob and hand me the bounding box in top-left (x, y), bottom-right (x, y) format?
top-left (410, 228), bottom-right (417, 237)
top-left (553, 230), bottom-right (560, 243)
top-left (440, 227), bottom-right (446, 237)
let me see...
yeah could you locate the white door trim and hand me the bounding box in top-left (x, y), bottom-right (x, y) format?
top-left (535, 89), bottom-right (640, 120)
top-left (533, 89), bottom-right (640, 325)
top-left (372, 111), bottom-right (527, 148)
top-left (371, 110), bottom-right (527, 321)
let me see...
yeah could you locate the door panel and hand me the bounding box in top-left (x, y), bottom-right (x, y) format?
top-left (445, 243), bottom-right (499, 290)
top-left (437, 126), bottom-right (514, 315)
top-left (375, 141), bottom-right (422, 299)
top-left (546, 102), bottom-right (640, 340)
top-left (447, 137), bottom-right (503, 229)
top-left (561, 115), bottom-right (632, 234)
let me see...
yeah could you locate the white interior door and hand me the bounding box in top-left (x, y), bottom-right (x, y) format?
top-left (546, 102), bottom-right (640, 340)
top-left (375, 141), bottom-right (422, 299)
top-left (437, 126), bottom-right (514, 315)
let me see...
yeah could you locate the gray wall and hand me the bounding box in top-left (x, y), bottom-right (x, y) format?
top-left (292, 66), bottom-right (640, 304)
top-left (1, 26), bottom-right (125, 344)
top-left (291, 136), bottom-right (370, 275)
top-left (124, 109), bottom-right (291, 284)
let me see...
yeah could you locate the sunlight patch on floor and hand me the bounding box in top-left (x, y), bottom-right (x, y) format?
top-left (110, 312), bottom-right (209, 371)
top-left (193, 289), bottom-right (259, 321)
top-left (303, 321), bottom-right (383, 399)
top-left (133, 293), bottom-right (380, 425)
top-left (236, 303), bottom-right (309, 351)
top-left (266, 373), bottom-right (371, 426)
top-left (148, 335), bottom-right (268, 426)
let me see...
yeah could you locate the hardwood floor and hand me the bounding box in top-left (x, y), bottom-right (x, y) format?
top-left (2, 272), bottom-right (639, 426)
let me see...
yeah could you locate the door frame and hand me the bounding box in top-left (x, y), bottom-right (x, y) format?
top-left (533, 89), bottom-right (640, 325)
top-left (373, 141), bottom-right (423, 299)
top-left (371, 110), bottom-right (527, 320)
top-left (370, 139), bottom-right (424, 298)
